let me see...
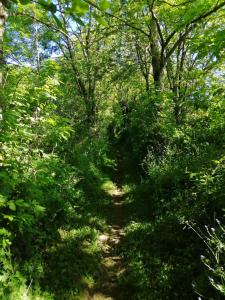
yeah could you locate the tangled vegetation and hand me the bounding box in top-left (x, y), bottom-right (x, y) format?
top-left (0, 0), bottom-right (225, 299)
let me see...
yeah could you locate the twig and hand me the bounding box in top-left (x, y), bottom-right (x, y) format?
top-left (13, 12), bottom-right (69, 38)
top-left (83, 0), bottom-right (149, 37)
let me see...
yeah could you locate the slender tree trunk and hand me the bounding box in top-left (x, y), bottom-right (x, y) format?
top-left (85, 6), bottom-right (96, 126)
top-left (166, 40), bottom-right (187, 124)
top-left (149, 18), bottom-right (163, 92)
top-left (0, 3), bottom-right (7, 120)
top-left (34, 23), bottom-right (40, 72)
top-left (135, 37), bottom-right (150, 93)
top-left (0, 3), bottom-right (5, 85)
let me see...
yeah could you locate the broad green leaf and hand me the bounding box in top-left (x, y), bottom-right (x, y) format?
top-left (3, 215), bottom-right (14, 221)
top-left (0, 195), bottom-right (6, 207)
top-left (52, 14), bottom-right (63, 29)
top-left (38, 0), bottom-right (57, 13)
top-left (70, 13), bottom-right (85, 26)
top-left (99, 0), bottom-right (110, 11)
top-left (46, 117), bottom-right (56, 126)
top-left (34, 204), bottom-right (46, 215)
top-left (0, 228), bottom-right (11, 237)
top-left (8, 201), bottom-right (16, 211)
top-left (72, 0), bottom-right (89, 16)
top-left (93, 12), bottom-right (108, 26)
top-left (19, 0), bottom-right (30, 4)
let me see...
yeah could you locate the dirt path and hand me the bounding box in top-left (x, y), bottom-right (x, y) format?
top-left (83, 186), bottom-right (126, 300)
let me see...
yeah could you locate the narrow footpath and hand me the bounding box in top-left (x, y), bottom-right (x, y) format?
top-left (84, 184), bottom-right (126, 300)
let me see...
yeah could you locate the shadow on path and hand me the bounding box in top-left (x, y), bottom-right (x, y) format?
top-left (83, 185), bottom-right (126, 300)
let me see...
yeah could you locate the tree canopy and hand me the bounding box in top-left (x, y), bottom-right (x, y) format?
top-left (0, 0), bottom-right (225, 299)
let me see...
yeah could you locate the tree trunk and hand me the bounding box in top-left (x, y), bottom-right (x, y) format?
top-left (0, 3), bottom-right (7, 120)
top-left (34, 23), bottom-right (40, 72)
top-left (149, 18), bottom-right (163, 92)
top-left (0, 3), bottom-right (6, 85)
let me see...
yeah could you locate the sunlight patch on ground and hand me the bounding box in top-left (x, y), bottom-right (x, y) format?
top-left (80, 275), bottom-right (95, 289)
top-left (101, 180), bottom-right (119, 196)
top-left (82, 291), bottom-right (114, 300)
top-left (121, 183), bottom-right (135, 193)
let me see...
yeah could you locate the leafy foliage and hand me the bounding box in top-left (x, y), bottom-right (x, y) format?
top-left (0, 0), bottom-right (225, 299)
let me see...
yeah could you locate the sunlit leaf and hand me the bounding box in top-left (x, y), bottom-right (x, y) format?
top-left (8, 201), bottom-right (16, 211)
top-left (99, 0), bottom-right (110, 11)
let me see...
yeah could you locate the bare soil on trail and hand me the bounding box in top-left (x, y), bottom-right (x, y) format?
top-left (83, 187), bottom-right (126, 300)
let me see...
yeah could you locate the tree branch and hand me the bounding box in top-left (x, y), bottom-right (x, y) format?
top-left (83, 0), bottom-right (149, 37)
top-left (158, 0), bottom-right (195, 7)
top-left (190, 1), bottom-right (225, 25)
top-left (165, 25), bottom-right (193, 64)
top-left (163, 1), bottom-right (225, 63)
top-left (150, 9), bottom-right (164, 46)
top-left (14, 12), bottom-right (69, 38)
